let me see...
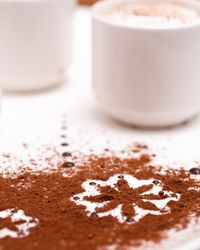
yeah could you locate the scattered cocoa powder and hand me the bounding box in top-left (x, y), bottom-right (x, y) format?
top-left (0, 152), bottom-right (199, 250)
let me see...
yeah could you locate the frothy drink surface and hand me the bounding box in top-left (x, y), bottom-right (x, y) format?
top-left (99, 2), bottom-right (200, 28)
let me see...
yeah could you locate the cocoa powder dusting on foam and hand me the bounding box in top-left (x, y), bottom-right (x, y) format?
top-left (0, 149), bottom-right (199, 250)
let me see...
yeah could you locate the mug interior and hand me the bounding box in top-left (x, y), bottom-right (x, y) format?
top-left (92, 0), bottom-right (200, 30)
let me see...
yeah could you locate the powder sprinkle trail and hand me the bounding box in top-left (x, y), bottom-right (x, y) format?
top-left (0, 145), bottom-right (199, 250)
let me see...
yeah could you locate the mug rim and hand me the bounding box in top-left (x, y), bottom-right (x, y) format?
top-left (92, 0), bottom-right (200, 32)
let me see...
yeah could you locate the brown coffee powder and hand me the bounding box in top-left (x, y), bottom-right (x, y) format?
top-left (0, 152), bottom-right (199, 250)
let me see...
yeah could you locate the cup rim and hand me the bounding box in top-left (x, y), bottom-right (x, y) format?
top-left (92, 0), bottom-right (200, 32)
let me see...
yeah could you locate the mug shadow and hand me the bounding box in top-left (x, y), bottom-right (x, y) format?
top-left (90, 104), bottom-right (200, 135)
top-left (3, 78), bottom-right (70, 97)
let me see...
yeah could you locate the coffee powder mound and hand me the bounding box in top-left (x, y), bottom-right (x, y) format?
top-left (0, 154), bottom-right (199, 250)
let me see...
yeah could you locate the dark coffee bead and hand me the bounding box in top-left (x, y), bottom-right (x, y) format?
top-left (89, 182), bottom-right (96, 186)
top-left (152, 180), bottom-right (160, 185)
top-left (90, 212), bottom-right (99, 218)
top-left (62, 162), bottom-right (75, 168)
top-left (189, 168), bottom-right (200, 175)
top-left (62, 152), bottom-right (72, 157)
top-left (126, 217), bottom-right (134, 223)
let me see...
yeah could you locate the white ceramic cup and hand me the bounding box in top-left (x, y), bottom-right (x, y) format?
top-left (92, 0), bottom-right (200, 127)
top-left (0, 0), bottom-right (75, 92)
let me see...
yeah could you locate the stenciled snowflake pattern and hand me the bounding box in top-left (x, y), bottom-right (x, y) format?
top-left (71, 174), bottom-right (180, 223)
top-left (0, 209), bottom-right (39, 238)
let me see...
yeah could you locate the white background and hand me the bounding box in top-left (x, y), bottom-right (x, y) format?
top-left (0, 6), bottom-right (199, 250)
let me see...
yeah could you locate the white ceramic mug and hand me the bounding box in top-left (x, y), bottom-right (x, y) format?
top-left (0, 0), bottom-right (75, 92)
top-left (92, 0), bottom-right (200, 127)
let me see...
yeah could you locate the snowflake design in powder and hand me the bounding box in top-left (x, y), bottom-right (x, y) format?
top-left (0, 209), bottom-right (39, 238)
top-left (71, 174), bottom-right (180, 223)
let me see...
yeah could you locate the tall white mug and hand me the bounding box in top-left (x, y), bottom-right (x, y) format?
top-left (0, 0), bottom-right (75, 92)
top-left (92, 0), bottom-right (200, 127)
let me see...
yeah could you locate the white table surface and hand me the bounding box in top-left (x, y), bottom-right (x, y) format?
top-left (0, 7), bottom-right (200, 250)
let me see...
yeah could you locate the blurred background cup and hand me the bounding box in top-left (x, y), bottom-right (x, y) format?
top-left (92, 0), bottom-right (200, 127)
top-left (0, 0), bottom-right (75, 92)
